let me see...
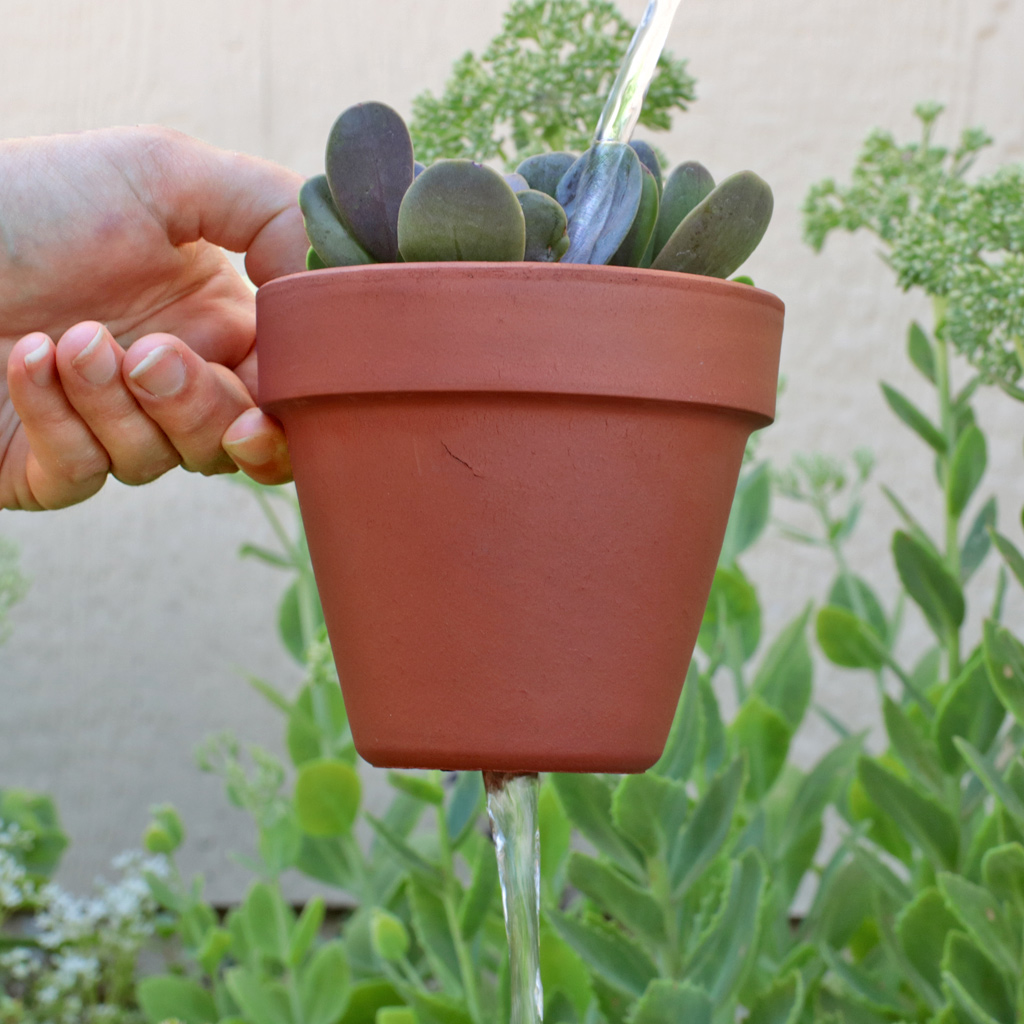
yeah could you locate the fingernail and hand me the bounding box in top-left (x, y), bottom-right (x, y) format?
top-left (72, 326), bottom-right (116, 386)
top-left (129, 345), bottom-right (186, 397)
top-left (23, 337), bottom-right (54, 387)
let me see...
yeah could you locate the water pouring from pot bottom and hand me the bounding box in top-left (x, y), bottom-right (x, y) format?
top-left (484, 772), bottom-right (543, 1024)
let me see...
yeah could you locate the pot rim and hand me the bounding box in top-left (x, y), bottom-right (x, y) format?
top-left (256, 262), bottom-right (784, 424)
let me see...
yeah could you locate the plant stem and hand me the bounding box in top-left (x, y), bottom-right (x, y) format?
top-left (933, 308), bottom-right (962, 678)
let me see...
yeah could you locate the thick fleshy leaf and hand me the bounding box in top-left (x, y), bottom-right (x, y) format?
top-left (387, 771), bottom-right (444, 806)
top-left (458, 833), bottom-right (497, 940)
top-left (609, 165), bottom-right (659, 267)
top-left (947, 425), bottom-right (986, 518)
top-left (651, 171), bottom-right (773, 278)
top-left (652, 161), bottom-right (714, 255)
top-left (516, 151), bottom-right (577, 198)
top-left (629, 140), bottom-right (663, 193)
top-left (289, 896), bottom-right (325, 967)
top-left (652, 659), bottom-right (702, 782)
top-left (908, 321), bottom-right (937, 383)
top-left (961, 497), bottom-right (996, 582)
top-left (954, 739), bottom-right (1024, 832)
top-left (325, 102), bottom-right (414, 262)
top-left (557, 143), bottom-right (644, 265)
top-left (751, 606), bottom-right (813, 729)
top-left (934, 652), bottom-right (1005, 770)
top-left (137, 975), bottom-right (218, 1024)
top-left (243, 881), bottom-right (294, 962)
top-left (398, 160), bottom-right (526, 262)
top-left (299, 174), bottom-right (375, 268)
top-left (982, 843), bottom-right (1024, 919)
top-left (892, 531), bottom-right (965, 642)
top-left (409, 879), bottom-right (462, 994)
top-left (895, 887), bottom-right (958, 999)
top-left (698, 565), bottom-right (761, 662)
top-left (300, 940), bottom-right (351, 1024)
top-left (686, 850), bottom-right (765, 1000)
top-left (550, 773), bottom-right (641, 871)
top-left (827, 574), bottom-right (889, 645)
top-left (983, 619), bottom-right (1024, 725)
top-left (669, 756), bottom-right (745, 897)
top-left (445, 770), bottom-right (483, 846)
top-left (517, 188), bottom-right (570, 262)
top-left (295, 760), bottom-right (361, 836)
top-left (547, 910), bottom-right (659, 997)
top-left (816, 605), bottom-right (885, 670)
top-left (611, 772), bottom-right (688, 858)
top-left (729, 696), bottom-right (791, 798)
top-left (857, 757), bottom-right (959, 869)
top-left (938, 872), bottom-right (1019, 975)
top-left (880, 382), bottom-right (947, 453)
top-left (990, 527), bottom-right (1024, 590)
top-left (225, 967), bottom-right (290, 1024)
top-left (745, 971), bottom-right (804, 1024)
top-left (568, 852), bottom-right (666, 942)
top-left (941, 931), bottom-right (1014, 1024)
top-left (720, 462), bottom-right (771, 565)
top-left (627, 981), bottom-right (711, 1024)
top-left (882, 696), bottom-right (944, 790)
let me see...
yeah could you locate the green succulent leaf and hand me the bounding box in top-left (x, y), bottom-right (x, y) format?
top-left (961, 497), bottom-right (997, 582)
top-left (445, 770), bottom-right (483, 846)
top-left (983, 618), bottom-right (1024, 725)
top-left (516, 151), bottom-right (577, 198)
top-left (937, 872), bottom-right (1019, 976)
top-left (458, 833), bottom-right (498, 940)
top-left (295, 759), bottom-right (361, 836)
top-left (934, 652), bottom-right (1005, 771)
top-left (517, 188), bottom-right (570, 262)
top-left (629, 140), bottom-right (663, 191)
top-left (652, 160), bottom-right (714, 255)
top-left (880, 382), bottom-right (947, 454)
top-left (651, 170), bottom-right (773, 278)
top-left (745, 971), bottom-right (805, 1024)
top-left (827, 574), bottom-right (889, 644)
top-left (882, 696), bottom-right (944, 790)
top-left (408, 879), bottom-right (462, 994)
top-left (981, 843), bottom-right (1024, 919)
top-left (857, 756), bottom-right (959, 869)
top-left (549, 773), bottom-right (641, 872)
top-left (609, 164), bottom-right (660, 267)
top-left (989, 527), bottom-right (1024, 590)
top-left (387, 771), bottom-right (445, 806)
top-left (652, 659), bottom-right (703, 781)
top-left (558, 142), bottom-right (644, 265)
top-left (941, 931), bottom-right (1014, 1024)
top-left (289, 896), bottom-right (326, 968)
top-left (299, 174), bottom-right (375, 268)
top-left (947, 424), bottom-right (987, 518)
top-left (225, 967), bottom-right (291, 1024)
top-left (137, 975), bottom-right (218, 1024)
top-left (892, 530), bottom-right (965, 642)
top-left (907, 321), bottom-right (937, 383)
top-left (954, 739), bottom-right (1024, 832)
top-left (720, 461), bottom-right (772, 565)
top-left (300, 940), bottom-right (352, 1024)
top-left (895, 887), bottom-right (958, 1000)
top-left (729, 695), bottom-right (791, 799)
top-left (568, 852), bottom-right (666, 942)
top-left (398, 159), bottom-right (527, 262)
top-left (816, 604), bottom-right (886, 670)
top-left (750, 605), bottom-right (813, 730)
top-left (326, 102), bottom-right (414, 262)
top-left (611, 772), bottom-right (688, 858)
top-left (243, 881), bottom-right (294, 963)
top-left (627, 981), bottom-right (712, 1024)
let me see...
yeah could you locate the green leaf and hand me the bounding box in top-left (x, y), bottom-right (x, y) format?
top-left (882, 696), bottom-right (944, 790)
top-left (568, 852), bottom-right (666, 942)
top-left (728, 696), bottom-right (791, 798)
top-left (627, 981), bottom-right (712, 1024)
top-left (745, 971), bottom-right (804, 1024)
top-left (935, 651), bottom-right (1006, 770)
top-left (539, 779), bottom-right (572, 900)
top-left (295, 760), bottom-right (361, 836)
top-left (895, 888), bottom-right (960, 997)
top-left (750, 606), bottom-right (813, 729)
top-left (652, 660), bottom-right (702, 781)
top-left (243, 881), bottom-right (294, 963)
top-left (816, 605), bottom-right (885, 670)
top-left (698, 673), bottom-right (727, 777)
top-left (547, 909), bottom-right (659, 998)
top-left (961, 497), bottom-right (996, 582)
top-left (287, 680), bottom-right (350, 767)
top-left (990, 528), bottom-right (1024, 590)
top-left (938, 872), bottom-right (1019, 975)
top-left (827, 575), bottom-right (889, 644)
top-left (612, 773), bottom-right (688, 858)
top-left (196, 926), bottom-right (233, 976)
top-left (137, 975), bottom-right (218, 1024)
top-left (719, 462), bottom-right (771, 564)
top-left (289, 896), bottom-right (326, 967)
top-left (947, 425), bottom-right (986, 518)
top-left (982, 843), bottom-right (1024, 919)
top-left (364, 815), bottom-right (441, 882)
top-left (458, 832), bottom-right (498, 940)
top-left (942, 931), bottom-right (1014, 1024)
top-left (686, 850), bottom-right (765, 1000)
top-left (983, 619), bottom-right (1024, 725)
top-left (0, 789), bottom-right (68, 878)
top-left (893, 531), bottom-right (965, 642)
top-left (278, 577), bottom-right (326, 664)
top-left (370, 908), bottom-right (411, 962)
top-left (881, 382), bottom-right (947, 453)
top-left (300, 940), bottom-right (351, 1024)
top-left (259, 811), bottom-right (303, 875)
top-left (550, 774), bottom-right (641, 872)
top-left (540, 928), bottom-right (593, 1022)
top-left (857, 757), bottom-right (959, 869)
top-left (296, 835), bottom-right (356, 889)
top-left (445, 771), bottom-right (483, 845)
top-left (907, 321), bottom-right (937, 383)
top-left (225, 967), bottom-right (292, 1024)
top-left (339, 982), bottom-right (402, 1024)
top-left (669, 756), bottom-right (745, 898)
top-left (408, 992), bottom-right (473, 1024)
top-left (388, 771), bottom-right (444, 805)
top-left (954, 739), bottom-right (1024, 832)
top-left (697, 566), bottom-right (761, 662)
top-left (408, 879), bottom-right (462, 994)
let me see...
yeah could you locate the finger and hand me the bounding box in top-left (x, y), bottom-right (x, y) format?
top-left (122, 333), bottom-right (255, 476)
top-left (222, 407), bottom-right (293, 486)
top-left (54, 321), bottom-right (181, 486)
top-left (5, 333), bottom-right (110, 509)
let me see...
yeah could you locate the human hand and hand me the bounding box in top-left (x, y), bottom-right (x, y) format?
top-left (0, 125), bottom-right (309, 510)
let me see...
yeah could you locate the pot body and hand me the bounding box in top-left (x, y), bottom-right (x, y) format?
top-left (257, 263), bottom-right (783, 773)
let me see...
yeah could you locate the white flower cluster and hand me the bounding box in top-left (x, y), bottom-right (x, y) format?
top-left (0, 845), bottom-right (169, 1024)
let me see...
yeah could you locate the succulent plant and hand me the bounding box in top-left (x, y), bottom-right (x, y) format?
top-left (300, 101), bottom-right (772, 280)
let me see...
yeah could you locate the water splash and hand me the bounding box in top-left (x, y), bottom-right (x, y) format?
top-left (484, 772), bottom-right (542, 1024)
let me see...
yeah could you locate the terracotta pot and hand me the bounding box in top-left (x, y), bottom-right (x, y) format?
top-left (257, 263), bottom-right (783, 773)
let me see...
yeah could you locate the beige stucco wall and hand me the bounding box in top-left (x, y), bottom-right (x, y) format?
top-left (1, 0), bottom-right (1023, 901)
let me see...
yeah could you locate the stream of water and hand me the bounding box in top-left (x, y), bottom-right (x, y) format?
top-left (484, 772), bottom-right (543, 1024)
top-left (483, 5), bottom-right (684, 1021)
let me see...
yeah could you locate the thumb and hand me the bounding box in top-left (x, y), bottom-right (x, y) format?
top-left (146, 127), bottom-right (309, 285)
